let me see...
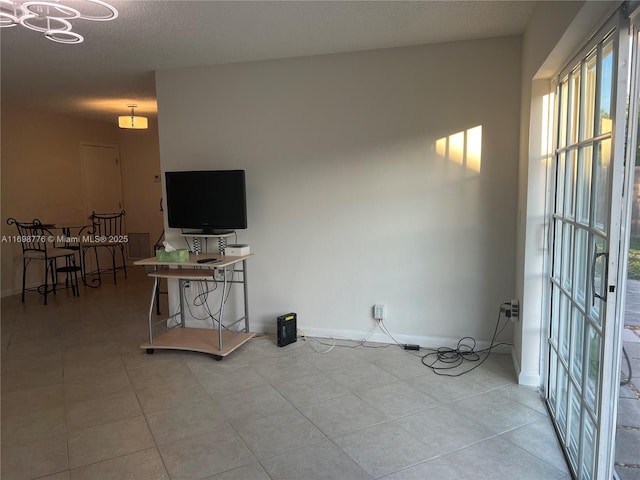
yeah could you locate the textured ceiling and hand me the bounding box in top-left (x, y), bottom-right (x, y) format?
top-left (1, 1), bottom-right (536, 122)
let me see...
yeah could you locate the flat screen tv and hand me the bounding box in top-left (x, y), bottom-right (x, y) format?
top-left (165, 170), bottom-right (247, 234)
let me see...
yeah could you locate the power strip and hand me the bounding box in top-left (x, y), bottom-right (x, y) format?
top-left (510, 299), bottom-right (519, 318)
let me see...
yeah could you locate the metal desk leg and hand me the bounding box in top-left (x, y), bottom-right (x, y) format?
top-left (155, 278), bottom-right (162, 315)
top-left (148, 277), bottom-right (159, 344)
top-left (218, 266), bottom-right (228, 351)
top-left (179, 279), bottom-right (186, 328)
top-left (243, 259), bottom-right (250, 332)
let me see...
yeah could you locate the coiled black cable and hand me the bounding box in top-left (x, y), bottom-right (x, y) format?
top-left (420, 303), bottom-right (512, 377)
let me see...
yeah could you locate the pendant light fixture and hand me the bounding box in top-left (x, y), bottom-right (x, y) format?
top-left (0, 0), bottom-right (118, 44)
top-left (118, 105), bottom-right (148, 130)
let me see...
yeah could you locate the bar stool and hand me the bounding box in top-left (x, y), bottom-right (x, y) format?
top-left (80, 211), bottom-right (127, 287)
top-left (7, 218), bottom-right (79, 305)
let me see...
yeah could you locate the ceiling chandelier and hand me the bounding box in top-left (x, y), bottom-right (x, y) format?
top-left (0, 0), bottom-right (118, 44)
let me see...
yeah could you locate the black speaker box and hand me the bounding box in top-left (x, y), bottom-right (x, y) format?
top-left (277, 312), bottom-right (297, 347)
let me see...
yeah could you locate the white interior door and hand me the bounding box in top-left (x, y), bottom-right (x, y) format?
top-left (546, 10), bottom-right (632, 480)
top-left (80, 144), bottom-right (123, 216)
top-left (80, 144), bottom-right (125, 274)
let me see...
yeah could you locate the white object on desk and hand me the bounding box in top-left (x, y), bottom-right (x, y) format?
top-left (225, 244), bottom-right (250, 256)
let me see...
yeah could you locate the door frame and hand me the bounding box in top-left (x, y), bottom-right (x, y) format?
top-left (596, 12), bottom-right (631, 477)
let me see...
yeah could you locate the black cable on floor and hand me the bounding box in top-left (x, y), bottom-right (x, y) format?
top-left (420, 302), bottom-right (512, 377)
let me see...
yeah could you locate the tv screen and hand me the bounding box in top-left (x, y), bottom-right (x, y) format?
top-left (165, 170), bottom-right (247, 234)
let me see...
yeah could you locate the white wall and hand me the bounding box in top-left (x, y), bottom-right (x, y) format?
top-left (156, 37), bottom-right (522, 347)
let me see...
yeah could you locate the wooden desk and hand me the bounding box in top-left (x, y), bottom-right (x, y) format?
top-left (134, 253), bottom-right (255, 360)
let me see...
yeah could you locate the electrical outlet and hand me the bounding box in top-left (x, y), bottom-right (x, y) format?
top-left (511, 299), bottom-right (519, 319)
top-left (373, 304), bottom-right (385, 321)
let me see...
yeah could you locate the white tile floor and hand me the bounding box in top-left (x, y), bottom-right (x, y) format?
top-left (1, 268), bottom-right (571, 480)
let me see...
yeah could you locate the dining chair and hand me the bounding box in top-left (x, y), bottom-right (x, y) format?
top-left (52, 225), bottom-right (84, 298)
top-left (80, 210), bottom-right (127, 286)
top-left (6, 218), bottom-right (80, 305)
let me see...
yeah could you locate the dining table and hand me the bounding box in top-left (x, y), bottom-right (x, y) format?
top-left (41, 221), bottom-right (97, 287)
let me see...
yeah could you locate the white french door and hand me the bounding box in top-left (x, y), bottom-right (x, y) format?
top-left (546, 8), bottom-right (635, 480)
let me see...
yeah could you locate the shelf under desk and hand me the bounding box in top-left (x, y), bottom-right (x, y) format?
top-left (140, 328), bottom-right (256, 357)
top-left (135, 253), bottom-right (252, 268)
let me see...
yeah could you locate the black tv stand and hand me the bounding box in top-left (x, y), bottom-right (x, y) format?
top-left (181, 231), bottom-right (234, 255)
top-left (181, 229), bottom-right (234, 236)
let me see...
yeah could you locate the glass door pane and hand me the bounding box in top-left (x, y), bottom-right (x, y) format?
top-left (573, 228), bottom-right (589, 308)
top-left (599, 37), bottom-right (614, 135)
top-left (571, 307), bottom-right (585, 381)
top-left (577, 146), bottom-right (593, 225)
top-left (593, 139), bottom-right (612, 232)
top-left (585, 323), bottom-right (601, 410)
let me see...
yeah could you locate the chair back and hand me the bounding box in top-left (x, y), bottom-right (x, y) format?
top-left (90, 211), bottom-right (125, 237)
top-left (6, 218), bottom-right (50, 258)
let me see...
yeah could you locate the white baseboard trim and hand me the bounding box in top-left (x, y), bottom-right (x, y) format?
top-left (511, 347), bottom-right (521, 377)
top-left (2, 283), bottom-right (34, 298)
top-left (518, 372), bottom-right (542, 387)
top-left (1, 287), bottom-right (22, 298)
top-left (510, 348), bottom-right (541, 386)
top-left (250, 321), bottom-right (512, 354)
top-left (511, 348), bottom-right (542, 387)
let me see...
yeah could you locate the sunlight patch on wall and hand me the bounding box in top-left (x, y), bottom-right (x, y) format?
top-left (435, 125), bottom-right (483, 173)
top-left (466, 126), bottom-right (482, 173)
top-left (449, 131), bottom-right (465, 166)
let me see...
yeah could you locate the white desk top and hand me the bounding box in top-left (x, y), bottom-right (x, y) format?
top-left (134, 253), bottom-right (252, 269)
